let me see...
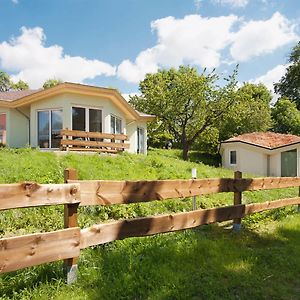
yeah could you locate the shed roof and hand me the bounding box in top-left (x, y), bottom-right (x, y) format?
top-left (222, 132), bottom-right (300, 150)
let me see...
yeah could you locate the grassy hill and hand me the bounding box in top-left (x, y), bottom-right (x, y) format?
top-left (0, 148), bottom-right (300, 299)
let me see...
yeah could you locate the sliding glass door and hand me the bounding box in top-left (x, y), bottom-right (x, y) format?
top-left (38, 110), bottom-right (62, 148)
top-left (137, 127), bottom-right (145, 154)
top-left (72, 107), bottom-right (102, 132)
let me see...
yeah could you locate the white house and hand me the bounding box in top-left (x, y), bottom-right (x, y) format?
top-left (0, 82), bottom-right (155, 154)
top-left (220, 132), bottom-right (300, 177)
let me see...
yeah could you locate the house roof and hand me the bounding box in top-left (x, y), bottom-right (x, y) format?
top-left (0, 89), bottom-right (42, 101)
top-left (0, 82), bottom-right (155, 122)
top-left (221, 132), bottom-right (300, 150)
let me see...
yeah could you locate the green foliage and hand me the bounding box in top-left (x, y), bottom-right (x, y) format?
top-left (0, 71), bottom-right (12, 92)
top-left (271, 97), bottom-right (300, 135)
top-left (274, 41), bottom-right (300, 108)
top-left (43, 79), bottom-right (62, 89)
top-left (0, 71), bottom-right (29, 92)
top-left (0, 148), bottom-right (299, 299)
top-left (219, 83), bottom-right (272, 141)
top-left (130, 65), bottom-right (238, 160)
top-left (11, 80), bottom-right (29, 91)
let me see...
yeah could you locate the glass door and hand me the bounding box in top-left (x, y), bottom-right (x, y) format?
top-left (38, 110), bottom-right (62, 148)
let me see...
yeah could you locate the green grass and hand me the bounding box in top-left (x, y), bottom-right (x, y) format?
top-left (0, 148), bottom-right (300, 299)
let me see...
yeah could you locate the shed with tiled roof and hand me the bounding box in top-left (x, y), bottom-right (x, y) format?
top-left (220, 132), bottom-right (300, 177)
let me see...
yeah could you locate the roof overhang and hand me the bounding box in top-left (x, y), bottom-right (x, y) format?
top-left (0, 82), bottom-right (155, 122)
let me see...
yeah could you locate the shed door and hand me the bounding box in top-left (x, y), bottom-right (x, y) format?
top-left (281, 149), bottom-right (297, 177)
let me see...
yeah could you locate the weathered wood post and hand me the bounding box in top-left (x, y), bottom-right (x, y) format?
top-left (64, 168), bottom-right (79, 284)
top-left (192, 168), bottom-right (197, 210)
top-left (233, 171), bottom-right (242, 232)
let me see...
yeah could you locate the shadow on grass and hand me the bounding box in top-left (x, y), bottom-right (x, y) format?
top-left (80, 218), bottom-right (300, 300)
top-left (1, 216), bottom-right (299, 300)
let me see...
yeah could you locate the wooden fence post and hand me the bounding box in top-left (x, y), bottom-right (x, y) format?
top-left (64, 168), bottom-right (79, 284)
top-left (233, 171), bottom-right (242, 232)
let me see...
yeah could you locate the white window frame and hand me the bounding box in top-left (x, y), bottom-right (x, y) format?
top-left (71, 105), bottom-right (103, 132)
top-left (37, 108), bottom-right (63, 149)
top-left (110, 114), bottom-right (123, 134)
top-left (229, 150), bottom-right (237, 165)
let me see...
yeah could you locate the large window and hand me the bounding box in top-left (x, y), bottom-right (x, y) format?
top-left (0, 113), bottom-right (6, 145)
top-left (38, 109), bottom-right (62, 148)
top-left (72, 107), bottom-right (102, 132)
top-left (137, 127), bottom-right (145, 154)
top-left (111, 115), bottom-right (122, 134)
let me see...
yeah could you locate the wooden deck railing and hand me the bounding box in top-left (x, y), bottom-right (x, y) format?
top-left (1, 170), bottom-right (300, 284)
top-left (60, 129), bottom-right (129, 153)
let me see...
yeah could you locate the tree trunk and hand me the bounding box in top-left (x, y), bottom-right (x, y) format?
top-left (182, 142), bottom-right (190, 161)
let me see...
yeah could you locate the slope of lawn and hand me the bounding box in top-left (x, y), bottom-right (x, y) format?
top-left (0, 148), bottom-right (299, 299)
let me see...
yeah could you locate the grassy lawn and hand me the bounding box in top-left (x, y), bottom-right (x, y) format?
top-left (0, 148), bottom-right (299, 299)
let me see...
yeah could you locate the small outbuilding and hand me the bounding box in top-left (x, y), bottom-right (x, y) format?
top-left (220, 132), bottom-right (300, 177)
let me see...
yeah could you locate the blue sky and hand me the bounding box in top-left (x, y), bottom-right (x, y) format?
top-left (0, 0), bottom-right (299, 98)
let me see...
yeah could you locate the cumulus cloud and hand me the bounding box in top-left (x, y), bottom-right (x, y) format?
top-left (117, 12), bottom-right (298, 83)
top-left (252, 64), bottom-right (286, 90)
top-left (0, 27), bottom-right (116, 88)
top-left (118, 14), bottom-right (238, 83)
top-left (230, 12), bottom-right (298, 61)
top-left (252, 64), bottom-right (287, 102)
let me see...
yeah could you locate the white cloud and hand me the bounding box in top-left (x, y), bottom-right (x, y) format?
top-left (0, 27), bottom-right (116, 88)
top-left (118, 14), bottom-right (238, 83)
top-left (11, 0), bottom-right (18, 4)
top-left (117, 12), bottom-right (298, 84)
top-left (252, 64), bottom-right (287, 101)
top-left (212, 0), bottom-right (248, 8)
top-left (122, 92), bottom-right (140, 102)
top-left (230, 12), bottom-right (298, 61)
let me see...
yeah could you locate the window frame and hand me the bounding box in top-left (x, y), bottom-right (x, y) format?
top-left (110, 114), bottom-right (123, 135)
top-left (71, 105), bottom-right (103, 133)
top-left (37, 108), bottom-right (63, 149)
top-left (229, 150), bottom-right (237, 165)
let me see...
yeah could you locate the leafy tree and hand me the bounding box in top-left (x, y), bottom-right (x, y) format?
top-left (274, 41), bottom-right (300, 108)
top-left (0, 71), bottom-right (12, 92)
top-left (43, 78), bottom-right (62, 89)
top-left (271, 97), bottom-right (300, 135)
top-left (0, 71), bottom-right (29, 91)
top-left (218, 83), bottom-right (272, 141)
top-left (130, 65), bottom-right (237, 160)
top-left (11, 80), bottom-right (29, 91)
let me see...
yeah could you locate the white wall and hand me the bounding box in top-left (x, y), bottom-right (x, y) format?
top-left (29, 93), bottom-right (146, 153)
top-left (221, 142), bottom-right (300, 177)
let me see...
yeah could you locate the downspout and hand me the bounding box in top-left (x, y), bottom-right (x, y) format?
top-left (15, 108), bottom-right (31, 146)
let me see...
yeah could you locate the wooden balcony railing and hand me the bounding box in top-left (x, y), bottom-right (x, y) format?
top-left (60, 129), bottom-right (129, 154)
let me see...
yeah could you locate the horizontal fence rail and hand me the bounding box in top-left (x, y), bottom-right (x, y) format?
top-left (80, 197), bottom-right (300, 248)
top-left (68, 177), bottom-right (300, 206)
top-left (0, 183), bottom-right (80, 210)
top-left (0, 228), bottom-right (80, 273)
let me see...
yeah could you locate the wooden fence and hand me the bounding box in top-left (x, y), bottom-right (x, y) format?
top-left (1, 169), bottom-right (300, 284)
top-left (60, 129), bottom-right (129, 153)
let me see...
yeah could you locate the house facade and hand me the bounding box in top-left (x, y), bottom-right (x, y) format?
top-left (220, 132), bottom-right (300, 177)
top-left (0, 82), bottom-right (154, 154)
